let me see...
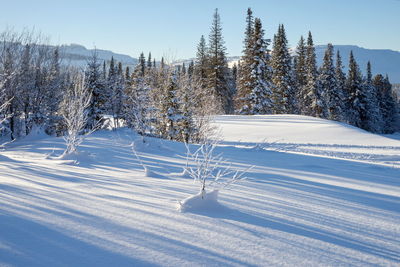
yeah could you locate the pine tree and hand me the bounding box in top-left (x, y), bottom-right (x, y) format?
top-left (177, 72), bottom-right (198, 143)
top-left (85, 51), bottom-right (107, 129)
top-left (300, 32), bottom-right (324, 117)
top-left (345, 51), bottom-right (365, 127)
top-left (236, 8), bottom-right (254, 113)
top-left (270, 24), bottom-right (292, 114)
top-left (294, 36), bottom-right (307, 112)
top-left (188, 60), bottom-right (194, 77)
top-left (206, 8), bottom-right (233, 114)
top-left (335, 51), bottom-right (348, 121)
top-left (111, 62), bottom-right (125, 128)
top-left (194, 35), bottom-right (208, 91)
top-left (147, 52), bottom-right (152, 69)
top-left (138, 53), bottom-right (146, 76)
top-left (319, 44), bottom-right (340, 120)
top-left (124, 60), bottom-right (151, 135)
top-left (248, 18), bottom-right (273, 114)
top-left (374, 74), bottom-right (398, 133)
top-left (362, 62), bottom-right (383, 132)
top-left (295, 36), bottom-right (307, 90)
top-left (161, 57), bottom-right (165, 69)
top-left (158, 71), bottom-right (185, 140)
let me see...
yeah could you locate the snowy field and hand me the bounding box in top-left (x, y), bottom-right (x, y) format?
top-left (1, 115), bottom-right (399, 266)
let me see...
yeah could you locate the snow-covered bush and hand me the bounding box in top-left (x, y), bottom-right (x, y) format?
top-left (179, 142), bottom-right (251, 212)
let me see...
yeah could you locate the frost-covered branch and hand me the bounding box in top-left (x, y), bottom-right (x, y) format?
top-left (60, 73), bottom-right (92, 156)
top-left (184, 142), bottom-right (251, 198)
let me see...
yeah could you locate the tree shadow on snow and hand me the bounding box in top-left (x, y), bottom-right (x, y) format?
top-left (0, 214), bottom-right (157, 267)
top-left (190, 204), bottom-right (400, 263)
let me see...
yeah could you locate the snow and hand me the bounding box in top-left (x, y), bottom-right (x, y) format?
top-left (1, 115), bottom-right (399, 266)
top-left (178, 189), bottom-right (220, 213)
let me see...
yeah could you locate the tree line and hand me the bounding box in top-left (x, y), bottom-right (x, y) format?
top-left (1, 8), bottom-right (399, 145)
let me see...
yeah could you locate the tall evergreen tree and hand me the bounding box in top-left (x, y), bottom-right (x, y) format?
top-left (85, 51), bottom-right (107, 129)
top-left (294, 36), bottom-right (307, 112)
top-left (147, 52), bottom-right (152, 69)
top-left (206, 8), bottom-right (233, 114)
top-left (236, 8), bottom-right (254, 113)
top-left (374, 74), bottom-right (398, 133)
top-left (319, 44), bottom-right (339, 120)
top-left (300, 32), bottom-right (324, 117)
top-left (237, 18), bottom-right (273, 114)
top-left (345, 51), bottom-right (365, 127)
top-left (270, 24), bottom-right (292, 114)
top-left (335, 50), bottom-right (347, 121)
top-left (138, 53), bottom-right (146, 76)
top-left (362, 61), bottom-right (383, 132)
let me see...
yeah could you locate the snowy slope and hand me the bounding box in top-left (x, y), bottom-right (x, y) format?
top-left (1, 115), bottom-right (399, 266)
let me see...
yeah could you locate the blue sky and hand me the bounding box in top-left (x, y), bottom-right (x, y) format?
top-left (1, 0), bottom-right (399, 60)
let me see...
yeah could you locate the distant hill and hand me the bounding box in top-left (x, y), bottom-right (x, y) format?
top-left (314, 45), bottom-right (400, 83)
top-left (60, 44), bottom-right (399, 83)
top-left (59, 44), bottom-right (138, 69)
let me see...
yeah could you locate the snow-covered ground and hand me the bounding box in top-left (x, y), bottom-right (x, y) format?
top-left (1, 115), bottom-right (399, 266)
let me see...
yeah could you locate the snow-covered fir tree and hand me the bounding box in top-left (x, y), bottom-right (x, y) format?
top-left (345, 51), bottom-right (365, 128)
top-left (193, 35), bottom-right (214, 112)
top-left (301, 32), bottom-right (325, 117)
top-left (335, 50), bottom-right (348, 122)
top-left (236, 10), bottom-right (273, 114)
top-left (270, 24), bottom-right (292, 114)
top-left (85, 51), bottom-right (107, 130)
top-left (319, 44), bottom-right (340, 121)
top-left (235, 8), bottom-right (254, 114)
top-left (157, 70), bottom-right (186, 140)
top-left (124, 58), bottom-right (152, 136)
top-left (374, 74), bottom-right (398, 133)
top-left (206, 8), bottom-right (233, 114)
top-left (362, 62), bottom-right (383, 132)
top-left (294, 36), bottom-right (307, 102)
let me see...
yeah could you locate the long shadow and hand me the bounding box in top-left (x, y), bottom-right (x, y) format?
top-left (248, 172), bottom-right (400, 213)
top-left (190, 206), bottom-right (400, 263)
top-left (0, 214), bottom-right (156, 267)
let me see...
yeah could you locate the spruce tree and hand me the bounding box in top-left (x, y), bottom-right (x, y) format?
top-left (320, 44), bottom-right (340, 120)
top-left (236, 8), bottom-right (254, 113)
top-left (301, 31), bottom-right (324, 117)
top-left (345, 51), bottom-right (365, 128)
top-left (147, 52), bottom-right (152, 69)
top-left (270, 24), bottom-right (292, 114)
top-left (85, 51), bottom-right (107, 129)
top-left (248, 18), bottom-right (273, 114)
top-left (295, 36), bottom-right (307, 91)
top-left (335, 51), bottom-right (348, 121)
top-left (374, 74), bottom-right (398, 133)
top-left (294, 36), bottom-right (307, 112)
top-left (158, 71), bottom-right (184, 140)
top-left (362, 62), bottom-right (383, 132)
top-left (138, 53), bottom-right (146, 76)
top-left (206, 8), bottom-right (233, 114)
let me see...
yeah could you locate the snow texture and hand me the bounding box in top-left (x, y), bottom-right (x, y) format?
top-left (1, 115), bottom-right (399, 266)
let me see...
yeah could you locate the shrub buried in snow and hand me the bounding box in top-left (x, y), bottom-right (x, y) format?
top-left (179, 142), bottom-right (252, 212)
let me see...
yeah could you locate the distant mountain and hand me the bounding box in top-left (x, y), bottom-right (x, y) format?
top-left (60, 44), bottom-right (399, 83)
top-left (314, 45), bottom-right (400, 83)
top-left (59, 44), bottom-right (138, 69)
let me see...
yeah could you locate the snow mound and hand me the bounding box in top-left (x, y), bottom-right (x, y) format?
top-left (55, 150), bottom-right (96, 165)
top-left (178, 190), bottom-right (221, 213)
top-left (22, 125), bottom-right (48, 141)
top-left (144, 167), bottom-right (166, 179)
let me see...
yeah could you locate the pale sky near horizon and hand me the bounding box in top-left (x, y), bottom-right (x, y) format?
top-left (1, 0), bottom-right (399, 60)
